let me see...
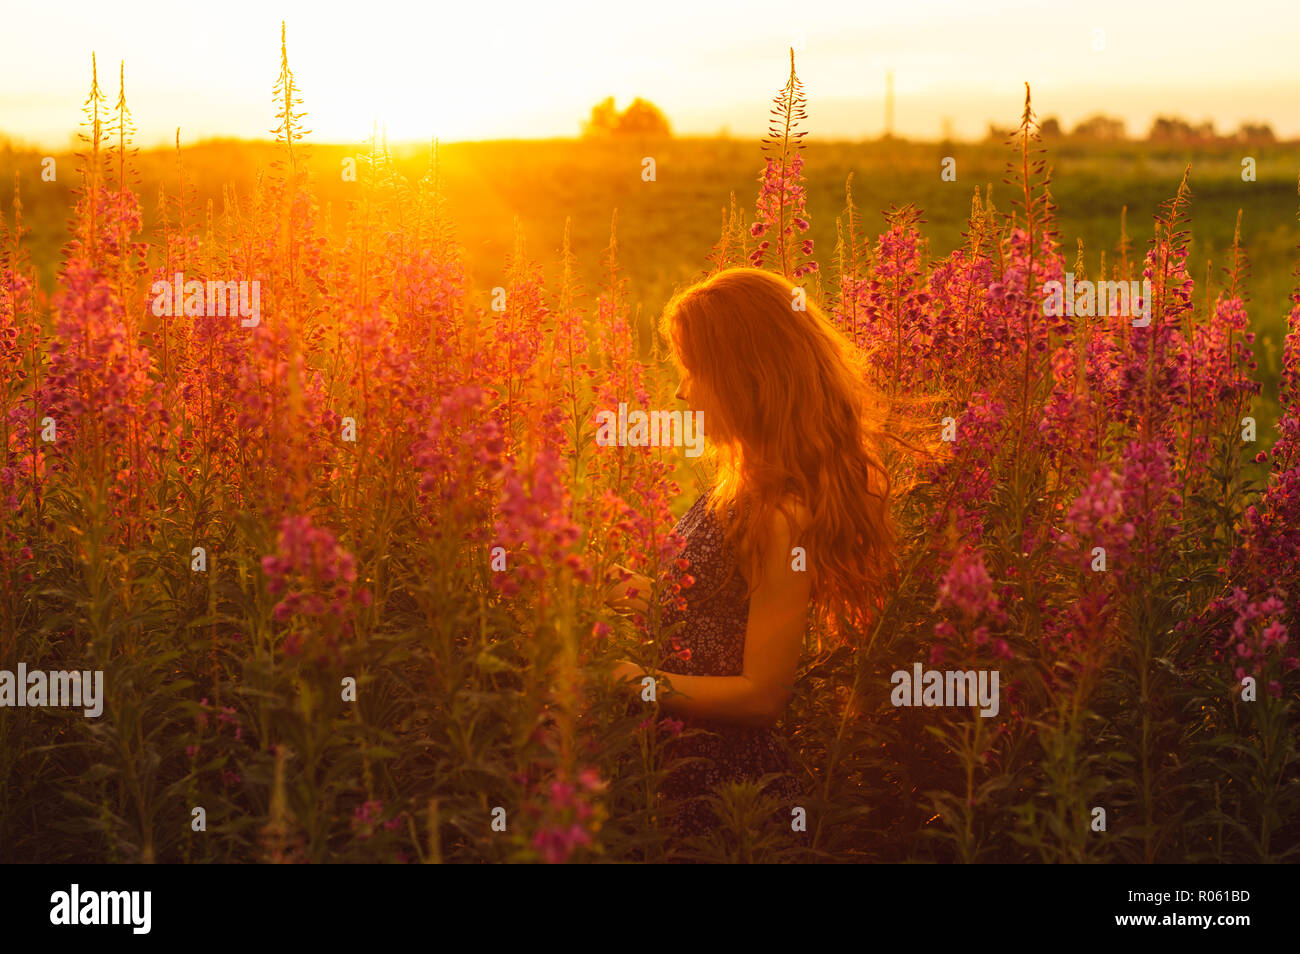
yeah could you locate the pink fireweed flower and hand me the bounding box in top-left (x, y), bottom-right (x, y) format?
top-left (935, 547), bottom-right (1007, 623)
top-left (576, 767), bottom-right (605, 793)
top-left (491, 445), bottom-right (590, 599)
top-left (926, 389), bottom-right (1008, 545)
top-left (1219, 587), bottom-right (1292, 695)
top-left (1058, 466), bottom-right (1136, 571)
top-left (857, 214), bottom-right (932, 393)
top-left (1118, 439), bottom-right (1181, 569)
top-left (531, 823), bottom-right (591, 865)
top-left (924, 249), bottom-right (995, 383)
top-left (982, 227), bottom-right (1067, 369)
top-left (749, 149), bottom-right (817, 279)
top-left (1111, 226), bottom-right (1193, 440)
top-left (932, 547), bottom-right (1011, 661)
top-left (261, 515), bottom-right (369, 664)
top-left (526, 766), bottom-right (604, 863)
top-left (351, 800), bottom-right (399, 839)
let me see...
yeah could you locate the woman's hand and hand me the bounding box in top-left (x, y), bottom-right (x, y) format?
top-left (602, 563), bottom-right (653, 615)
top-left (606, 504), bottom-right (810, 729)
top-left (610, 659), bottom-right (645, 685)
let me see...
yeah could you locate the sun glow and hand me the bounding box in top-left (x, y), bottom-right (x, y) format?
top-left (1, 0), bottom-right (1298, 146)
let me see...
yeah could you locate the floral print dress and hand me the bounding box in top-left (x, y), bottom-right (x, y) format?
top-left (655, 491), bottom-right (802, 840)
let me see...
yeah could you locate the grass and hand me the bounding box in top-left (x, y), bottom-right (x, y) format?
top-left (5, 134), bottom-right (1297, 316)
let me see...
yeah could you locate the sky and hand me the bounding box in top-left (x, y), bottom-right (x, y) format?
top-left (1, 0), bottom-right (1297, 148)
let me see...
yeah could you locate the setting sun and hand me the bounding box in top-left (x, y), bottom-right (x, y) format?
top-left (2, 0), bottom-right (1298, 147)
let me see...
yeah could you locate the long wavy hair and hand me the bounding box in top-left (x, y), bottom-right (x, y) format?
top-left (660, 267), bottom-right (926, 640)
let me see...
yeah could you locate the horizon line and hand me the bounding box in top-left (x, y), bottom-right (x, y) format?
top-left (4, 131), bottom-right (1297, 153)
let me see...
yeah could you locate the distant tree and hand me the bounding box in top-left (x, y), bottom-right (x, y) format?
top-left (1237, 122), bottom-right (1277, 143)
top-left (1149, 116), bottom-right (1190, 141)
top-left (1148, 115), bottom-right (1216, 143)
top-left (617, 98), bottom-right (672, 137)
top-left (581, 97), bottom-right (672, 138)
top-left (1072, 114), bottom-right (1126, 141)
top-left (582, 97), bottom-right (620, 137)
top-left (985, 122), bottom-right (1014, 142)
top-left (1039, 116), bottom-right (1063, 138)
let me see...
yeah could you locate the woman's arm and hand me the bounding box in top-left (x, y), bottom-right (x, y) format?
top-left (603, 564), bottom-right (652, 615)
top-left (613, 506), bottom-right (811, 729)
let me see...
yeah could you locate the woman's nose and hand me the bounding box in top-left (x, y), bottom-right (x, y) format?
top-left (674, 381), bottom-right (686, 402)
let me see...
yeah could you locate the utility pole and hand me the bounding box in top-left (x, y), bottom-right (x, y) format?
top-left (884, 69), bottom-right (895, 138)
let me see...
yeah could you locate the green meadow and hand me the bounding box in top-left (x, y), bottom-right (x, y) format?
top-left (4, 134), bottom-right (1297, 405)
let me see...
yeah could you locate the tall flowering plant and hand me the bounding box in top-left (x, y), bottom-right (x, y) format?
top-left (749, 49), bottom-right (816, 282)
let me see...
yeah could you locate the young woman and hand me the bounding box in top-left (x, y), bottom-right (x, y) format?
top-left (604, 266), bottom-right (903, 844)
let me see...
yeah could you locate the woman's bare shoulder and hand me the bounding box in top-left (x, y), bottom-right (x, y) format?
top-left (776, 495), bottom-right (811, 535)
top-left (750, 497), bottom-right (808, 565)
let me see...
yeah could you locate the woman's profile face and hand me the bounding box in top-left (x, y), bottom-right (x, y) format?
top-left (674, 368), bottom-right (715, 442)
top-left (674, 371), bottom-right (692, 406)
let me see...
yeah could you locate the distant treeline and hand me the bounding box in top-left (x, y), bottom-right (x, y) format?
top-left (987, 114), bottom-right (1283, 144)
